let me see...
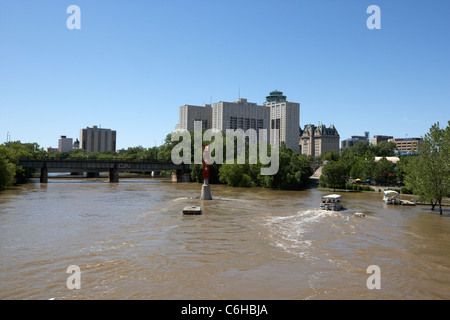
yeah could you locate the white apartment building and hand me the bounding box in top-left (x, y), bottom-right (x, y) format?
top-left (58, 136), bottom-right (73, 153)
top-left (263, 90), bottom-right (300, 152)
top-left (212, 98), bottom-right (270, 141)
top-left (179, 104), bottom-right (212, 131)
top-left (80, 125), bottom-right (116, 153)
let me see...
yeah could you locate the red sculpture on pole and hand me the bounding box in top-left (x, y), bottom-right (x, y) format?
top-left (202, 144), bottom-right (210, 181)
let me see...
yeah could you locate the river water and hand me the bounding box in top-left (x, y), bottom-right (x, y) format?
top-left (1, 178), bottom-right (449, 300)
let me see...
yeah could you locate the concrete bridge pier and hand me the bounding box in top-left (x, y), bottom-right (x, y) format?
top-left (109, 168), bottom-right (119, 183)
top-left (40, 167), bottom-right (48, 183)
top-left (172, 169), bottom-right (190, 182)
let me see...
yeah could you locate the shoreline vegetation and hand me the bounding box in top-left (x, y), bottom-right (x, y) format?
top-left (1, 121), bottom-right (449, 213)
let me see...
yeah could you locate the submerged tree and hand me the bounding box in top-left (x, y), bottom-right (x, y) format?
top-left (405, 121), bottom-right (450, 214)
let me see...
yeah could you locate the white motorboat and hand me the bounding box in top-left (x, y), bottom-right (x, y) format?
top-left (320, 194), bottom-right (343, 211)
top-left (383, 190), bottom-right (401, 205)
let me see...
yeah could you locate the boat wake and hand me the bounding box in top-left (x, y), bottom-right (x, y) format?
top-left (258, 209), bottom-right (338, 258)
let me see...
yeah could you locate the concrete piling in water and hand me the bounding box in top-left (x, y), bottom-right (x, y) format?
top-left (200, 179), bottom-right (212, 200)
top-left (40, 167), bottom-right (48, 183)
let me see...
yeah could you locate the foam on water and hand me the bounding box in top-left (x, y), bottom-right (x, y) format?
top-left (259, 209), bottom-right (338, 257)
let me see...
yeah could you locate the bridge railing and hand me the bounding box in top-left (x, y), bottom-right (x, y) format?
top-left (17, 157), bottom-right (175, 163)
top-left (17, 158), bottom-right (191, 171)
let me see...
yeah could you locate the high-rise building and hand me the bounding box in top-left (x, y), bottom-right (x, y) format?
top-left (80, 126), bottom-right (116, 153)
top-left (212, 98), bottom-right (270, 140)
top-left (300, 124), bottom-right (340, 157)
top-left (177, 90), bottom-right (300, 152)
top-left (58, 136), bottom-right (73, 153)
top-left (179, 104), bottom-right (212, 131)
top-left (263, 90), bottom-right (300, 152)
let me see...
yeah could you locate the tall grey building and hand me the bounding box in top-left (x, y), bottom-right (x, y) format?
top-left (179, 104), bottom-right (212, 131)
top-left (212, 98), bottom-right (270, 140)
top-left (80, 125), bottom-right (116, 153)
top-left (177, 91), bottom-right (300, 152)
top-left (263, 90), bottom-right (300, 152)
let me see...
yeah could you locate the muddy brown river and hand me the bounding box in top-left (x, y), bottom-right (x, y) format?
top-left (1, 178), bottom-right (449, 299)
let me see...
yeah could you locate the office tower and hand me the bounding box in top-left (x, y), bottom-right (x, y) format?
top-left (263, 90), bottom-right (300, 152)
top-left (212, 98), bottom-right (270, 141)
top-left (58, 136), bottom-right (73, 153)
top-left (80, 125), bottom-right (116, 153)
top-left (179, 104), bottom-right (212, 131)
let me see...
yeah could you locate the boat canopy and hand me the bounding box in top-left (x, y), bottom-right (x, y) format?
top-left (384, 190), bottom-right (399, 196)
top-left (322, 194), bottom-right (342, 199)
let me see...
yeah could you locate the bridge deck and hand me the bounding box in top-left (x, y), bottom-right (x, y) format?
top-left (18, 159), bottom-right (190, 172)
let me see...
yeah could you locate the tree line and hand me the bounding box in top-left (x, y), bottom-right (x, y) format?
top-left (0, 132), bottom-right (313, 191)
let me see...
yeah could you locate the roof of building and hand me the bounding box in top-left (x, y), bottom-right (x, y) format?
top-left (265, 90), bottom-right (287, 102)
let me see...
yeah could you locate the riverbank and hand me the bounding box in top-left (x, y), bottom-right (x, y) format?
top-left (316, 186), bottom-right (450, 207)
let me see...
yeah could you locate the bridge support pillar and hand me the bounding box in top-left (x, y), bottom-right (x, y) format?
top-left (40, 167), bottom-right (48, 183)
top-left (109, 168), bottom-right (119, 183)
top-left (172, 170), bottom-right (190, 182)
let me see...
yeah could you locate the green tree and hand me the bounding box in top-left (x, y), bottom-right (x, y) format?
top-left (0, 154), bottom-right (16, 190)
top-left (373, 157), bottom-right (396, 185)
top-left (0, 141), bottom-right (46, 187)
top-left (219, 164), bottom-right (253, 187)
top-left (405, 121), bottom-right (450, 214)
top-left (322, 150), bottom-right (340, 162)
top-left (319, 160), bottom-right (349, 191)
top-left (262, 147), bottom-right (312, 190)
top-left (371, 141), bottom-right (397, 157)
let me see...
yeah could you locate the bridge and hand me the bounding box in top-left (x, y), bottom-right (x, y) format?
top-left (18, 159), bottom-right (191, 183)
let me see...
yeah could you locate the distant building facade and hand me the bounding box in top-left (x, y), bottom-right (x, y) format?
top-left (177, 90), bottom-right (300, 152)
top-left (341, 131), bottom-right (369, 148)
top-left (370, 135), bottom-right (393, 145)
top-left (80, 125), bottom-right (116, 153)
top-left (388, 137), bottom-right (422, 155)
top-left (179, 104), bottom-right (212, 131)
top-left (58, 136), bottom-right (73, 153)
top-left (300, 124), bottom-right (340, 157)
top-left (212, 98), bottom-right (270, 141)
top-left (263, 90), bottom-right (300, 152)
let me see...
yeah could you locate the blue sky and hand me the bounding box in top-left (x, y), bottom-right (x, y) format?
top-left (1, 0), bottom-right (449, 150)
